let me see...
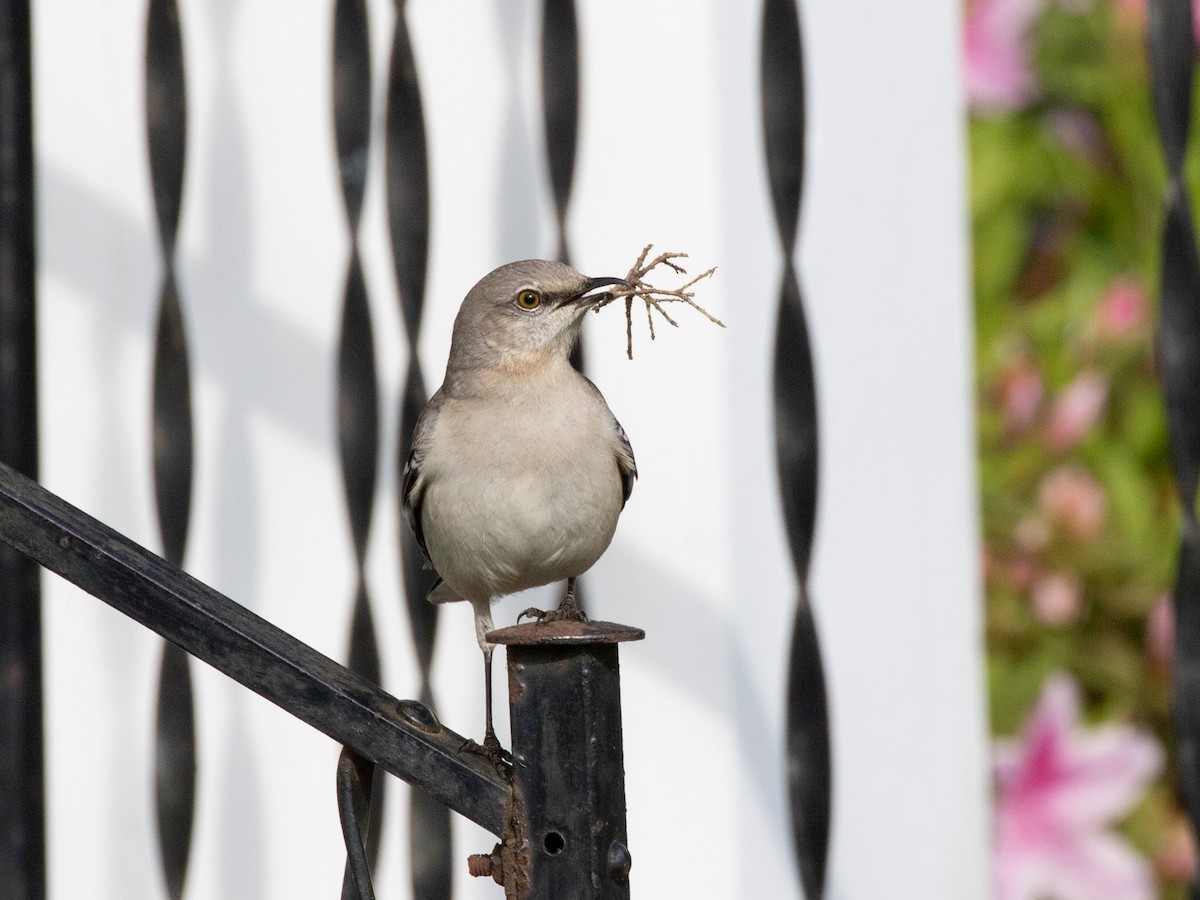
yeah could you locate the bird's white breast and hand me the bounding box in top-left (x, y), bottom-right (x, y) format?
top-left (420, 369), bottom-right (625, 602)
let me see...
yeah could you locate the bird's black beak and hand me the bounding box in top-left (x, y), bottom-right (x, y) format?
top-left (568, 276), bottom-right (631, 307)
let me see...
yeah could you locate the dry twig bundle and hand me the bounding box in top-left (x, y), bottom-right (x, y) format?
top-left (594, 244), bottom-right (722, 359)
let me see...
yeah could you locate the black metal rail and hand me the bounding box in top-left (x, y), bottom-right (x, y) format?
top-left (0, 460), bottom-right (510, 836)
top-left (0, 459), bottom-right (644, 897)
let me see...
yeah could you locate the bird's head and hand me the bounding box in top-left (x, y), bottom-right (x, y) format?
top-left (447, 260), bottom-right (628, 376)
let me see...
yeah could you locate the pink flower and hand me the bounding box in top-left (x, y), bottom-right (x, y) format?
top-left (1014, 515), bottom-right (1052, 552)
top-left (1048, 109), bottom-right (1107, 162)
top-left (1038, 466), bottom-right (1106, 539)
top-left (1114, 0), bottom-right (1200, 43)
top-left (1029, 571), bottom-right (1083, 626)
top-left (1046, 371), bottom-right (1108, 451)
top-left (994, 674), bottom-right (1163, 900)
top-left (999, 551), bottom-right (1042, 592)
top-left (998, 358), bottom-right (1045, 436)
top-left (1146, 594), bottom-right (1174, 676)
top-left (965, 0), bottom-right (1046, 112)
top-left (1096, 278), bottom-right (1147, 339)
top-left (1154, 815), bottom-right (1198, 882)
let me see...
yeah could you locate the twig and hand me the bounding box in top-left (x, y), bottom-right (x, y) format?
top-left (594, 243), bottom-right (723, 359)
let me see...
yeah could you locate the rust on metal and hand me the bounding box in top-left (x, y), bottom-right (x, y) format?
top-left (487, 619), bottom-right (645, 647)
top-left (500, 789), bottom-right (532, 899)
top-left (508, 664), bottom-right (525, 704)
top-left (467, 845), bottom-right (504, 884)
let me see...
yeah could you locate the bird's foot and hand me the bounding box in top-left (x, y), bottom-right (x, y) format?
top-left (461, 731), bottom-right (512, 776)
top-left (518, 594), bottom-right (589, 624)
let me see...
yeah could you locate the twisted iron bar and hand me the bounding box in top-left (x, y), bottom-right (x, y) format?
top-left (145, 0), bottom-right (196, 894)
top-left (540, 0), bottom-right (590, 615)
top-left (385, 2), bottom-right (452, 896)
top-left (1148, 1), bottom-right (1200, 896)
top-left (338, 748), bottom-right (378, 900)
top-left (541, 0), bottom-right (579, 270)
top-left (332, 1), bottom-right (386, 896)
top-left (760, 0), bottom-right (830, 895)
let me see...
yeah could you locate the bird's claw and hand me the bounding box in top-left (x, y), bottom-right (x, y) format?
top-left (517, 600), bottom-right (588, 624)
top-left (461, 733), bottom-right (513, 775)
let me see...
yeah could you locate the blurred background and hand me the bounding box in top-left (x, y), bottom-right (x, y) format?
top-left (970, 0), bottom-right (1197, 897)
top-left (9, 0), bottom-right (1198, 897)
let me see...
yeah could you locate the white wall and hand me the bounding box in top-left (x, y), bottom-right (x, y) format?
top-left (33, 0), bottom-right (988, 897)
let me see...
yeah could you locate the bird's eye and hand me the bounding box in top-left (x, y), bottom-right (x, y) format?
top-left (515, 289), bottom-right (542, 310)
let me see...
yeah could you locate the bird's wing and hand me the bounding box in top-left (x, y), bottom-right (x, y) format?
top-left (401, 388), bottom-right (445, 563)
top-left (580, 375), bottom-right (638, 506)
top-left (615, 418), bottom-right (637, 506)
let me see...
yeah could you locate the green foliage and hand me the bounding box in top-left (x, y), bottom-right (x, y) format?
top-left (972, 0), bottom-right (1196, 890)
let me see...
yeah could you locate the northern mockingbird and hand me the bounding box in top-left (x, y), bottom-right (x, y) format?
top-left (402, 259), bottom-right (637, 760)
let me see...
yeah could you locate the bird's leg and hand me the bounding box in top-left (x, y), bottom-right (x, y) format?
top-left (460, 601), bottom-right (511, 771)
top-left (557, 576), bottom-right (585, 618)
top-left (480, 644), bottom-right (510, 763)
top-left (518, 576), bottom-right (590, 624)
top-left (460, 645), bottom-right (512, 771)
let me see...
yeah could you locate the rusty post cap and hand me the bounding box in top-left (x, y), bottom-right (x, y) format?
top-left (486, 618), bottom-right (645, 646)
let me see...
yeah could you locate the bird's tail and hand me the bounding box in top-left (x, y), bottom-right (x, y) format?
top-left (427, 577), bottom-right (465, 605)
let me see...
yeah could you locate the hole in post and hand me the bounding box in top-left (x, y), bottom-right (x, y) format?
top-left (542, 831), bottom-right (566, 856)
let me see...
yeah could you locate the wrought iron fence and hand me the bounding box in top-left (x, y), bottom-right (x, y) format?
top-left (0, 458), bottom-right (641, 898)
top-left (0, 0), bottom-right (843, 897)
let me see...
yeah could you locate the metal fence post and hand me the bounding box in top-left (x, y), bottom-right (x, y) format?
top-left (0, 1), bottom-right (43, 897)
top-left (472, 620), bottom-right (641, 900)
